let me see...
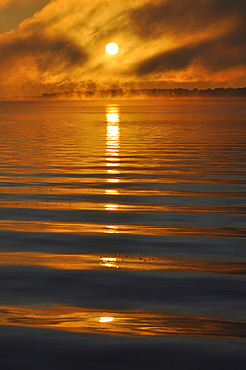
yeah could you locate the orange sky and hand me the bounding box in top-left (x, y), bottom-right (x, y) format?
top-left (0, 0), bottom-right (245, 97)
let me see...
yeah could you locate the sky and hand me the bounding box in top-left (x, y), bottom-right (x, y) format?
top-left (0, 0), bottom-right (245, 97)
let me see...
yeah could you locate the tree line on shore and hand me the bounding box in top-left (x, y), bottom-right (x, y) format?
top-left (41, 87), bottom-right (246, 99)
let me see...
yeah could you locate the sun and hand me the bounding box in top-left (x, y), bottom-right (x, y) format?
top-left (105, 42), bottom-right (119, 56)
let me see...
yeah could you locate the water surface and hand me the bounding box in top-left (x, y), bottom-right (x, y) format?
top-left (0, 99), bottom-right (245, 369)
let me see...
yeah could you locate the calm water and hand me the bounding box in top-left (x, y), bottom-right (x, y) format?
top-left (0, 99), bottom-right (245, 369)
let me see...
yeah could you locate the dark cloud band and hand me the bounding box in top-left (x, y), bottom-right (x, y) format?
top-left (0, 30), bottom-right (88, 73)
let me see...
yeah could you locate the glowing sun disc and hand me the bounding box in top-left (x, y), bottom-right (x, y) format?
top-left (105, 42), bottom-right (119, 55)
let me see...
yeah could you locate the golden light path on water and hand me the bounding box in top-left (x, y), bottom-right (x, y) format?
top-left (105, 105), bottom-right (120, 220)
top-left (0, 100), bottom-right (245, 365)
top-left (0, 304), bottom-right (245, 339)
top-left (0, 220), bottom-right (245, 237)
top-left (0, 252), bottom-right (245, 274)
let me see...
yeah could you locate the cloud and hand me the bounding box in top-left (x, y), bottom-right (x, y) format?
top-left (128, 0), bottom-right (246, 81)
top-left (0, 0), bottom-right (245, 96)
top-left (134, 30), bottom-right (246, 77)
top-left (0, 26), bottom-right (88, 78)
top-left (128, 0), bottom-right (246, 40)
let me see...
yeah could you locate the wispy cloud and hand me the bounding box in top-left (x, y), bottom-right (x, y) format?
top-left (131, 0), bottom-right (246, 78)
top-left (0, 0), bottom-right (245, 96)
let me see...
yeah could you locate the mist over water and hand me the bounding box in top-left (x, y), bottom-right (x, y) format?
top-left (0, 99), bottom-right (245, 369)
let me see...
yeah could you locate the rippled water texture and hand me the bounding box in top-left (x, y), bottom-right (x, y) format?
top-left (0, 99), bottom-right (245, 369)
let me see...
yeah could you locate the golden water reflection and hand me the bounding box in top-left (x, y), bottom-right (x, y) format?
top-left (0, 252), bottom-right (245, 274)
top-left (105, 104), bottom-right (120, 217)
top-left (104, 204), bottom-right (119, 211)
top-left (99, 317), bottom-right (115, 323)
top-left (100, 257), bottom-right (119, 268)
top-left (0, 220), bottom-right (245, 237)
top-left (106, 104), bottom-right (120, 177)
top-left (0, 305), bottom-right (245, 339)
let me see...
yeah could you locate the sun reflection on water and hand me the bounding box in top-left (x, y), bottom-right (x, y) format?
top-left (105, 204), bottom-right (118, 211)
top-left (105, 104), bottom-right (120, 217)
top-left (105, 189), bottom-right (119, 196)
top-left (100, 256), bottom-right (119, 268)
top-left (99, 317), bottom-right (115, 323)
top-left (106, 178), bottom-right (120, 183)
top-left (106, 104), bottom-right (120, 177)
top-left (0, 304), bottom-right (243, 339)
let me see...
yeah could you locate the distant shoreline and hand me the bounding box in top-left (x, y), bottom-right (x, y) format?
top-left (1, 87), bottom-right (246, 101)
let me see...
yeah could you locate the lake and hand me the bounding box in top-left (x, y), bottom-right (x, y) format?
top-left (0, 99), bottom-right (245, 369)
